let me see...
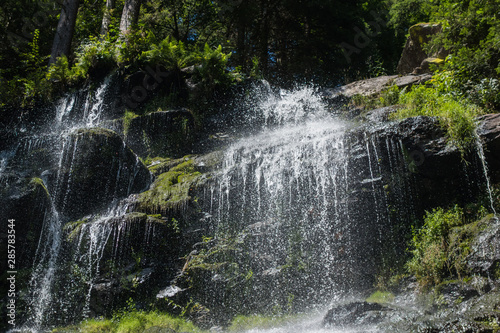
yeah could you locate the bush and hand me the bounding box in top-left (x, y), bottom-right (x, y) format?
top-left (407, 206), bottom-right (464, 288)
top-left (391, 74), bottom-right (482, 151)
top-left (73, 37), bottom-right (118, 77)
top-left (53, 310), bottom-right (203, 333)
top-left (139, 37), bottom-right (195, 70)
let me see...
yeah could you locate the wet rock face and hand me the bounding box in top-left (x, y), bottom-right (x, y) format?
top-left (125, 110), bottom-right (195, 158)
top-left (467, 216), bottom-right (500, 276)
top-left (478, 113), bottom-right (500, 184)
top-left (0, 178), bottom-right (51, 270)
top-left (81, 214), bottom-right (183, 318)
top-left (350, 116), bottom-right (484, 213)
top-left (54, 128), bottom-right (151, 220)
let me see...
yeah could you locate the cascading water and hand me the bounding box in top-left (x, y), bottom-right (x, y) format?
top-left (3, 77), bottom-right (497, 333)
top-left (10, 75), bottom-right (152, 332)
top-left (474, 132), bottom-right (498, 216)
top-left (196, 86), bottom-right (421, 318)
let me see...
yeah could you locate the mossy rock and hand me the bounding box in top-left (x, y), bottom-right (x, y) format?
top-left (134, 156), bottom-right (208, 215)
top-left (54, 128), bottom-right (151, 220)
top-left (397, 22), bottom-right (445, 74)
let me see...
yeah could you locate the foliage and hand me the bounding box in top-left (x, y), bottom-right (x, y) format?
top-left (139, 37), bottom-right (195, 70)
top-left (73, 37), bottom-right (118, 76)
top-left (350, 84), bottom-right (403, 110)
top-left (227, 314), bottom-right (299, 332)
top-left (194, 44), bottom-right (235, 84)
top-left (391, 75), bottom-right (482, 151)
top-left (366, 290), bottom-right (395, 304)
top-left (429, 0), bottom-right (500, 109)
top-left (386, 0), bottom-right (432, 37)
top-left (52, 310), bottom-right (203, 333)
top-left (407, 206), bottom-right (465, 287)
top-left (406, 205), bottom-right (491, 288)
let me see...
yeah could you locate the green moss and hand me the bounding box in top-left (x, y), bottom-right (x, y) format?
top-left (228, 314), bottom-right (299, 332)
top-left (146, 157), bottom-right (178, 176)
top-left (73, 127), bottom-right (118, 138)
top-left (29, 177), bottom-right (49, 198)
top-left (366, 290), bottom-right (395, 304)
top-left (123, 110), bottom-right (139, 136)
top-left (64, 219), bottom-right (89, 242)
top-left (52, 311), bottom-right (203, 333)
top-left (136, 156), bottom-right (204, 214)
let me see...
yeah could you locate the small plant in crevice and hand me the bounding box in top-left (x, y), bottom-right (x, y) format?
top-left (122, 110), bottom-right (139, 136)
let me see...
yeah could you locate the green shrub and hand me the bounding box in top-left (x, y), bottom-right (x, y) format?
top-left (228, 314), bottom-right (296, 332)
top-left (139, 37), bottom-right (195, 70)
top-left (73, 37), bottom-right (118, 77)
top-left (52, 311), bottom-right (203, 333)
top-left (192, 44), bottom-right (237, 88)
top-left (391, 76), bottom-right (482, 151)
top-left (407, 206), bottom-right (464, 288)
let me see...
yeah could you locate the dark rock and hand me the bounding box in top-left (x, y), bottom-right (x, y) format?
top-left (78, 213), bottom-right (185, 317)
top-left (322, 301), bottom-right (390, 327)
top-left (54, 128), bottom-right (151, 220)
top-left (397, 23), bottom-right (447, 74)
top-left (0, 177), bottom-right (51, 270)
top-left (350, 116), bottom-right (483, 211)
top-left (361, 106), bottom-right (397, 123)
top-left (439, 282), bottom-right (480, 304)
top-left (467, 216), bottom-right (500, 276)
top-left (477, 113), bottom-right (500, 183)
top-left (125, 110), bottom-right (195, 158)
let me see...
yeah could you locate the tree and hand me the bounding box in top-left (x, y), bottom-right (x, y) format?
top-left (100, 0), bottom-right (115, 38)
top-left (49, 0), bottom-right (80, 64)
top-left (119, 0), bottom-right (142, 36)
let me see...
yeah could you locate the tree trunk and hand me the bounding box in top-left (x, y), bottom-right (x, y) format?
top-left (259, 2), bottom-right (269, 75)
top-left (119, 0), bottom-right (142, 36)
top-left (49, 0), bottom-right (80, 65)
top-left (100, 0), bottom-right (115, 39)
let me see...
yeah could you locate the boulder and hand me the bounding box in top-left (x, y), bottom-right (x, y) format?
top-left (397, 23), bottom-right (447, 74)
top-left (321, 73), bottom-right (432, 107)
top-left (53, 128), bottom-right (151, 220)
top-left (323, 301), bottom-right (390, 327)
top-left (466, 216), bottom-right (500, 276)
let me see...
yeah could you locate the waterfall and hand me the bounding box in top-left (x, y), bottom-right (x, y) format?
top-left (474, 131), bottom-right (498, 216)
top-left (53, 75), bottom-right (113, 132)
top-left (5, 77), bottom-right (498, 332)
top-left (202, 86), bottom-right (418, 311)
top-left (14, 75), bottom-right (130, 332)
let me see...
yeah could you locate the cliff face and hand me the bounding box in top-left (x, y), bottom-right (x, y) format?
top-left (1, 70), bottom-right (499, 331)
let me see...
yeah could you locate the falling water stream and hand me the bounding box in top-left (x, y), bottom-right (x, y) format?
top-left (12, 76), bottom-right (150, 332)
